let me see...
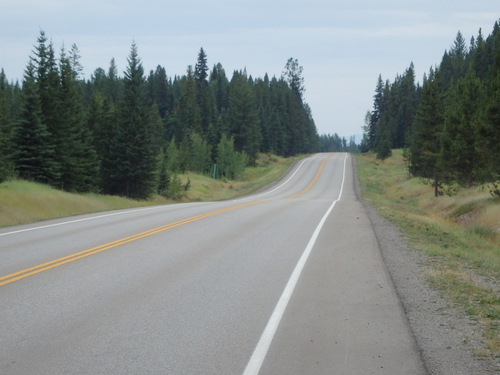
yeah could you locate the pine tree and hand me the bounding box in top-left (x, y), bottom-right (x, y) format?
top-left (368, 75), bottom-right (384, 150)
top-left (227, 71), bottom-right (261, 165)
top-left (103, 43), bottom-right (157, 199)
top-left (57, 47), bottom-right (98, 192)
top-left (11, 62), bottom-right (58, 184)
top-left (440, 70), bottom-right (484, 187)
top-left (194, 48), bottom-right (213, 135)
top-left (0, 69), bottom-right (12, 181)
top-left (409, 68), bottom-right (445, 196)
top-left (268, 77), bottom-right (290, 156)
top-left (173, 66), bottom-right (201, 140)
top-left (31, 30), bottom-right (61, 182)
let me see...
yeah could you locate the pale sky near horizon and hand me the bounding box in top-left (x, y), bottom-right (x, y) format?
top-left (1, 0), bottom-right (498, 138)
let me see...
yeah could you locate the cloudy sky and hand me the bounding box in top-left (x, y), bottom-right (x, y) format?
top-left (1, 0), bottom-right (498, 138)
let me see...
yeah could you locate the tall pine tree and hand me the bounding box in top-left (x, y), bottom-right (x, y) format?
top-left (11, 62), bottom-right (58, 184)
top-left (103, 43), bottom-right (157, 199)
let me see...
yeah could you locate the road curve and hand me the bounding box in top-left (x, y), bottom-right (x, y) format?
top-left (0, 153), bottom-right (427, 374)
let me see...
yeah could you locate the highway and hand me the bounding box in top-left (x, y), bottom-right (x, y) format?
top-left (0, 153), bottom-right (427, 374)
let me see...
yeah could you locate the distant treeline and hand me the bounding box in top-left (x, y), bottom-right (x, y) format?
top-left (0, 31), bottom-right (320, 199)
top-left (362, 19), bottom-right (500, 196)
top-left (318, 133), bottom-right (358, 153)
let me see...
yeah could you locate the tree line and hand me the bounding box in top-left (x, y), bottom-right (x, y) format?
top-left (362, 20), bottom-right (500, 196)
top-left (0, 31), bottom-right (319, 199)
top-left (318, 134), bottom-right (358, 153)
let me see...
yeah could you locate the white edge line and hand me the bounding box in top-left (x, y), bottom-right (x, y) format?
top-left (0, 204), bottom-right (192, 237)
top-left (242, 153), bottom-right (348, 375)
top-left (0, 154), bottom-right (320, 237)
top-left (233, 156), bottom-right (311, 202)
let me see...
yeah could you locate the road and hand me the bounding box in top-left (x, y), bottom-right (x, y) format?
top-left (0, 153), bottom-right (427, 374)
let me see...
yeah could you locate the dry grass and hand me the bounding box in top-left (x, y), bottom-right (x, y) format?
top-left (0, 179), bottom-right (156, 227)
top-left (356, 150), bottom-right (500, 357)
top-left (0, 153), bottom-right (298, 228)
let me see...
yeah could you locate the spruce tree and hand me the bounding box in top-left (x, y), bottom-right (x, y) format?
top-left (31, 30), bottom-right (61, 183)
top-left (409, 69), bottom-right (445, 196)
top-left (227, 71), bottom-right (261, 165)
top-left (11, 62), bottom-right (58, 184)
top-left (0, 69), bottom-right (12, 181)
top-left (103, 43), bottom-right (157, 199)
top-left (58, 47), bottom-right (98, 192)
top-left (194, 48), bottom-right (213, 135)
top-left (440, 70), bottom-right (484, 187)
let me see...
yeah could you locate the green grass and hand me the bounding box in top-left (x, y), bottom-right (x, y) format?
top-left (0, 153), bottom-right (299, 228)
top-left (356, 150), bottom-right (500, 358)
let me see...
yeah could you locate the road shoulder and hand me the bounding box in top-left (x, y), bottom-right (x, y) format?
top-left (352, 155), bottom-right (499, 374)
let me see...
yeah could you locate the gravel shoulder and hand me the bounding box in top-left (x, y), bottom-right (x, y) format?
top-left (352, 156), bottom-right (499, 374)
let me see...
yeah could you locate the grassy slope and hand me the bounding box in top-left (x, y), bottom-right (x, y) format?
top-left (355, 150), bottom-right (499, 358)
top-left (0, 154), bottom-right (298, 228)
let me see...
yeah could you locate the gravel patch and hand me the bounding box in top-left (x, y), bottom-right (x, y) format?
top-left (352, 157), bottom-right (499, 374)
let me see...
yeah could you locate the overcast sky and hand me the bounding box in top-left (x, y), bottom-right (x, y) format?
top-left (1, 0), bottom-right (498, 137)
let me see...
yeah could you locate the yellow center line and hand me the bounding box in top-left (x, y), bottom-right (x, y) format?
top-left (1, 155), bottom-right (332, 287)
top-left (285, 155), bottom-right (330, 200)
top-left (0, 200), bottom-right (266, 287)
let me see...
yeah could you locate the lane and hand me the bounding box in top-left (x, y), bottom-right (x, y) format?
top-left (257, 154), bottom-right (427, 375)
top-left (0, 153), bottom-right (426, 374)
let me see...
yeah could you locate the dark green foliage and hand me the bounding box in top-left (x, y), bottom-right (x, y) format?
top-left (319, 134), bottom-right (358, 152)
top-left (439, 70), bottom-right (484, 187)
top-left (11, 62), bottom-right (59, 184)
top-left (227, 71), bottom-right (261, 165)
top-left (0, 69), bottom-right (13, 181)
top-left (365, 19), bottom-right (500, 192)
top-left (1, 32), bottom-right (320, 198)
top-left (57, 48), bottom-right (98, 192)
top-left (376, 137), bottom-right (392, 160)
top-left (408, 69), bottom-right (445, 196)
top-left (102, 43), bottom-right (157, 199)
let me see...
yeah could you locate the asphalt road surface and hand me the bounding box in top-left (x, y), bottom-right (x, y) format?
top-left (0, 153), bottom-right (427, 374)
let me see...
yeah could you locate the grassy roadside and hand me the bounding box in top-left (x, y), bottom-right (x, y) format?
top-left (0, 153), bottom-right (299, 228)
top-left (355, 150), bottom-right (499, 358)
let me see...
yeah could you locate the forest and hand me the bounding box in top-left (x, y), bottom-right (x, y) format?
top-left (362, 19), bottom-right (500, 196)
top-left (0, 31), bottom-right (326, 199)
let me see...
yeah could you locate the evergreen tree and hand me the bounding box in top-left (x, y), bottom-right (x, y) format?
top-left (31, 30), bottom-right (61, 182)
top-left (209, 63), bottom-right (229, 113)
top-left (147, 65), bottom-right (172, 119)
top-left (57, 47), bottom-right (98, 191)
top-left (408, 69), bottom-right (445, 196)
top-left (282, 58), bottom-right (305, 98)
top-left (368, 75), bottom-right (384, 150)
top-left (194, 48), bottom-right (213, 135)
top-left (11, 62), bottom-right (58, 184)
top-left (478, 69), bottom-right (500, 183)
top-left (227, 71), bottom-right (261, 164)
top-left (268, 77), bottom-right (291, 156)
top-left (439, 70), bottom-right (484, 187)
top-left (0, 69), bottom-right (13, 181)
top-left (173, 66), bottom-right (201, 140)
top-left (103, 43), bottom-right (157, 199)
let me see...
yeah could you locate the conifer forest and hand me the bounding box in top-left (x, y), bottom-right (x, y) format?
top-left (362, 20), bottom-right (500, 196)
top-left (0, 32), bottom-right (321, 199)
top-left (2, 20), bottom-right (499, 200)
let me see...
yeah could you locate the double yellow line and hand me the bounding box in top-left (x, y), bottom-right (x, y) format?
top-left (1, 155), bottom-right (331, 287)
top-left (285, 157), bottom-right (327, 200)
top-left (0, 200), bottom-right (265, 287)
